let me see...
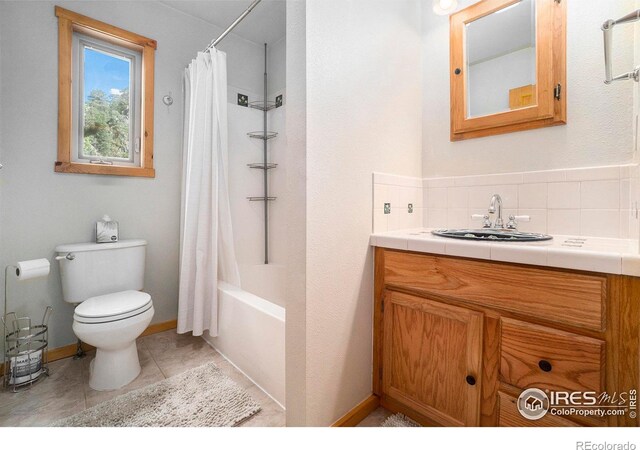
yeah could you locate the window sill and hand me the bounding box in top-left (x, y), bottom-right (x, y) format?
top-left (55, 161), bottom-right (155, 178)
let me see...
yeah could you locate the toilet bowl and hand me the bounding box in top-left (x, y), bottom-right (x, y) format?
top-left (73, 290), bottom-right (154, 391)
top-left (56, 239), bottom-right (153, 391)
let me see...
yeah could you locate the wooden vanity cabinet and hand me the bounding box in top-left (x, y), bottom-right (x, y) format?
top-left (382, 291), bottom-right (483, 426)
top-left (373, 248), bottom-right (640, 427)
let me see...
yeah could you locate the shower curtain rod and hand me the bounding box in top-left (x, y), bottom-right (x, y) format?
top-left (203, 0), bottom-right (262, 52)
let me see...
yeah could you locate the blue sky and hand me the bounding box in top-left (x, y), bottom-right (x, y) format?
top-left (84, 48), bottom-right (130, 101)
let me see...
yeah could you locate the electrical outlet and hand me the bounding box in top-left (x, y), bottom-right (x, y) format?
top-left (408, 203), bottom-right (413, 214)
top-left (238, 93), bottom-right (248, 107)
top-left (384, 203), bottom-right (391, 215)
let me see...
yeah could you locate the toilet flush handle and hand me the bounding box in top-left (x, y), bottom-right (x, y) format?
top-left (55, 253), bottom-right (75, 261)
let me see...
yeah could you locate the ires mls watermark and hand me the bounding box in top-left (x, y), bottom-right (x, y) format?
top-left (517, 388), bottom-right (637, 420)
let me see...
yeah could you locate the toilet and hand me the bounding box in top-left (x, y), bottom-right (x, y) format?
top-left (55, 239), bottom-right (154, 391)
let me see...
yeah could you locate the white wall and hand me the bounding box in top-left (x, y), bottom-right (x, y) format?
top-left (0, 0), bottom-right (267, 350)
top-left (284, 0), bottom-right (307, 426)
top-left (636, 0), bottom-right (640, 161)
top-left (305, 0), bottom-right (423, 425)
top-left (268, 36), bottom-right (287, 98)
top-left (636, 0), bottom-right (640, 247)
top-left (0, 5), bottom-right (3, 302)
top-left (423, 0), bottom-right (637, 177)
top-left (266, 105), bottom-right (288, 263)
top-left (228, 105), bottom-right (266, 264)
top-left (468, 47), bottom-right (535, 117)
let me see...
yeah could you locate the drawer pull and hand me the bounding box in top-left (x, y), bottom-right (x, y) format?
top-left (538, 360), bottom-right (553, 372)
top-left (466, 375), bottom-right (476, 386)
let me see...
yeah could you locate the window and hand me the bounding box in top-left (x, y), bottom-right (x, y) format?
top-left (74, 36), bottom-right (141, 166)
top-left (55, 7), bottom-right (156, 177)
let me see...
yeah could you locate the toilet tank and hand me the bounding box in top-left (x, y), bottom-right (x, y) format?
top-left (55, 239), bottom-right (147, 304)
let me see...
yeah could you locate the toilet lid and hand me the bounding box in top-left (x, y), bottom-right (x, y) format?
top-left (75, 290), bottom-right (152, 320)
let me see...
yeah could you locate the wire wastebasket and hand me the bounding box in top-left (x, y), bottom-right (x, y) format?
top-left (2, 306), bottom-right (52, 392)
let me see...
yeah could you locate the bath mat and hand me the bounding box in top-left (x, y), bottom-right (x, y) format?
top-left (381, 413), bottom-right (421, 427)
top-left (53, 362), bottom-right (260, 427)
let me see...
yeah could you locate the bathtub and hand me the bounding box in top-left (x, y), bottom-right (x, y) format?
top-left (203, 264), bottom-right (286, 408)
top-left (238, 264), bottom-right (286, 308)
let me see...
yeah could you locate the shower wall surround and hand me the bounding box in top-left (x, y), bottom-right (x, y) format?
top-left (373, 164), bottom-right (640, 239)
top-left (228, 37), bottom-right (286, 112)
top-left (228, 102), bottom-right (287, 266)
top-left (227, 37), bottom-right (287, 267)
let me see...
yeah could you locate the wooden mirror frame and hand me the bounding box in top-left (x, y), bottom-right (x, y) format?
top-left (450, 0), bottom-right (566, 141)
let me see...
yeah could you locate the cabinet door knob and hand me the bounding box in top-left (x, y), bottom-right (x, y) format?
top-left (538, 360), bottom-right (552, 372)
top-left (466, 375), bottom-right (476, 386)
top-left (454, 68), bottom-right (462, 75)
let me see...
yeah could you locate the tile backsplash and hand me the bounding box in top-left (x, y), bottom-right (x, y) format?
top-left (372, 173), bottom-right (423, 233)
top-left (373, 164), bottom-right (640, 239)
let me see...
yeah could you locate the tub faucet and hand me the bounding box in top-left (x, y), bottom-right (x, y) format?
top-left (488, 194), bottom-right (504, 228)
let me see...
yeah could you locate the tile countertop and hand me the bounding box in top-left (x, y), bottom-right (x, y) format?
top-left (370, 228), bottom-right (640, 277)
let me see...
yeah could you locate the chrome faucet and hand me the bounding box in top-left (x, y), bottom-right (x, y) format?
top-left (471, 194), bottom-right (530, 230)
top-left (488, 194), bottom-right (504, 228)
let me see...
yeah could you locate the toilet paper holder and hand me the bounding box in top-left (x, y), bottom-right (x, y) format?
top-left (2, 261), bottom-right (53, 391)
top-left (2, 307), bottom-right (51, 391)
top-left (3, 260), bottom-right (52, 325)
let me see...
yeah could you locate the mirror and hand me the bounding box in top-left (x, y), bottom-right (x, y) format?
top-left (466, 0), bottom-right (536, 118)
top-left (449, 0), bottom-right (566, 141)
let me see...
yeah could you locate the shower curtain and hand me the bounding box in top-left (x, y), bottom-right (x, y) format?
top-left (178, 49), bottom-right (241, 337)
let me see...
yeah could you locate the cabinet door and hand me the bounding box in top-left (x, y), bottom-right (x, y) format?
top-left (382, 291), bottom-right (483, 426)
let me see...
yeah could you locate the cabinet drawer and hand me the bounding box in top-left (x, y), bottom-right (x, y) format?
top-left (382, 250), bottom-right (606, 331)
top-left (498, 391), bottom-right (579, 427)
top-left (500, 318), bottom-right (605, 393)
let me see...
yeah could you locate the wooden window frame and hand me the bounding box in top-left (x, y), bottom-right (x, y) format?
top-left (55, 6), bottom-right (157, 177)
top-left (450, 0), bottom-right (566, 141)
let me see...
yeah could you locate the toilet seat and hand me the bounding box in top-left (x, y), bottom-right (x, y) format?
top-left (74, 290), bottom-right (153, 324)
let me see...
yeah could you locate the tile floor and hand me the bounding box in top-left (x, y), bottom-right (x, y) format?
top-left (356, 406), bottom-right (393, 427)
top-left (0, 330), bottom-right (285, 427)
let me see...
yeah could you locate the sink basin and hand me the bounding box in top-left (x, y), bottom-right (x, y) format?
top-left (431, 228), bottom-right (553, 242)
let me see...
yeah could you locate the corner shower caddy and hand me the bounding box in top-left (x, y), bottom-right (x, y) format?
top-left (246, 43), bottom-right (278, 264)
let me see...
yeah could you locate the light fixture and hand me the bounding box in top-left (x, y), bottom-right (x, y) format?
top-left (433, 0), bottom-right (458, 16)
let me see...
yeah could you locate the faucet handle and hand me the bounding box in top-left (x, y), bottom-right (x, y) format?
top-left (472, 214), bottom-right (493, 229)
top-left (506, 215), bottom-right (530, 230)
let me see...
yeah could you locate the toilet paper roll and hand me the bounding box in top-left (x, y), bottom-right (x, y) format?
top-left (16, 259), bottom-right (50, 281)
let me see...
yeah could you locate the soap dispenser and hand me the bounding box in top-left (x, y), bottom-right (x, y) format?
top-left (96, 215), bottom-right (119, 243)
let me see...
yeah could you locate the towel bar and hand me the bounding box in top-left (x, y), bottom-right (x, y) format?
top-left (602, 10), bottom-right (640, 84)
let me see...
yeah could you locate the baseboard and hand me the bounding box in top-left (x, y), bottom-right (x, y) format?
top-left (47, 341), bottom-right (95, 362)
top-left (332, 394), bottom-right (380, 427)
top-left (140, 319), bottom-right (177, 338)
top-left (1, 319), bottom-right (177, 374)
